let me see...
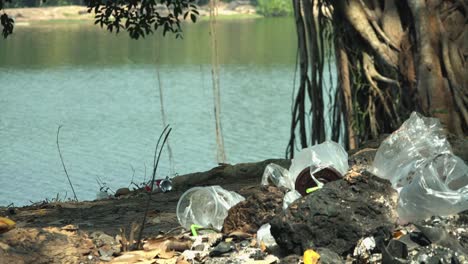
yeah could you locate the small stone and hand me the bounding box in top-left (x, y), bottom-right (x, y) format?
top-left (386, 239), bottom-right (408, 259)
top-left (431, 216), bottom-right (441, 225)
top-left (240, 240), bottom-right (250, 248)
top-left (316, 248), bottom-right (343, 264)
top-left (410, 231), bottom-right (431, 247)
top-left (114, 188), bottom-right (130, 197)
top-left (369, 253), bottom-right (382, 262)
top-left (90, 231), bottom-right (115, 248)
top-left (249, 249), bottom-right (266, 260)
top-left (209, 242), bottom-right (235, 257)
top-left (193, 244), bottom-right (205, 251)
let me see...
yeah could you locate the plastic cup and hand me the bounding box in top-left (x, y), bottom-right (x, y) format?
top-left (176, 186), bottom-right (244, 230)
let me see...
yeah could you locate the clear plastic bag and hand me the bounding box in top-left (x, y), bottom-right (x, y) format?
top-left (289, 141), bottom-right (349, 184)
top-left (283, 190), bottom-right (302, 210)
top-left (261, 163), bottom-right (294, 190)
top-left (261, 141), bottom-right (348, 208)
top-left (290, 141), bottom-right (348, 196)
top-left (397, 153), bottom-right (468, 222)
top-left (371, 112), bottom-right (468, 221)
top-left (176, 186), bottom-right (245, 230)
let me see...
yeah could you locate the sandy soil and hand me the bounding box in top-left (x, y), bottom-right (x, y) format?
top-left (0, 179), bottom-right (260, 263)
top-left (5, 3), bottom-right (258, 24)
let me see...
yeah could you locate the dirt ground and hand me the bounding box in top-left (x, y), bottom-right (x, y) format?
top-left (0, 177), bottom-right (263, 263)
top-left (1, 136), bottom-right (466, 263)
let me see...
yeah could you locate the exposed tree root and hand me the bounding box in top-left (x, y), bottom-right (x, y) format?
top-left (342, 0), bottom-right (398, 67)
top-left (362, 52), bottom-right (398, 127)
top-left (358, 0), bottom-right (400, 51)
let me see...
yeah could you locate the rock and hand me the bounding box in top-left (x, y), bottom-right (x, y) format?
top-left (270, 171), bottom-right (398, 256)
top-left (90, 231), bottom-right (115, 247)
top-left (90, 231), bottom-right (121, 257)
top-left (223, 186), bottom-right (286, 234)
top-left (209, 241), bottom-right (235, 257)
top-left (114, 188), bottom-right (130, 197)
top-left (386, 239), bottom-right (408, 258)
top-left (279, 254), bottom-right (301, 264)
top-left (172, 159), bottom-right (290, 191)
top-left (409, 231), bottom-right (431, 247)
top-left (316, 248), bottom-right (344, 264)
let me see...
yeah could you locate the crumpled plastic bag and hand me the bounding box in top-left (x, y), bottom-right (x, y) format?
top-left (371, 112), bottom-right (468, 222)
top-left (262, 141), bottom-right (348, 209)
top-left (261, 163), bottom-right (300, 209)
top-left (261, 163), bottom-right (294, 190)
top-left (289, 141), bottom-right (349, 185)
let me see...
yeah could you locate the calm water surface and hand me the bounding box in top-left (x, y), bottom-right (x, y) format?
top-left (0, 17), bottom-right (302, 206)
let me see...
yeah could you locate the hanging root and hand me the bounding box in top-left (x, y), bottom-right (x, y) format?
top-left (441, 32), bottom-right (468, 126)
top-left (362, 52), bottom-right (399, 127)
top-left (342, 0), bottom-right (398, 67)
top-left (358, 0), bottom-right (400, 51)
top-left (367, 94), bottom-right (378, 138)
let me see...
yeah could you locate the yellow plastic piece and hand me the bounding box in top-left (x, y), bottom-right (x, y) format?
top-left (0, 217), bottom-right (16, 234)
top-left (303, 249), bottom-right (320, 264)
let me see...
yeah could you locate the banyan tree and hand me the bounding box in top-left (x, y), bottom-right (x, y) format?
top-left (287, 0), bottom-right (467, 157)
top-left (1, 0), bottom-right (466, 158)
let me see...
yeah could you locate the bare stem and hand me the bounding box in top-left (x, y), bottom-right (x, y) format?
top-left (56, 125), bottom-right (78, 202)
top-left (136, 126), bottom-right (172, 249)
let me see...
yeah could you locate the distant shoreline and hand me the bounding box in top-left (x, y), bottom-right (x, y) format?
top-left (5, 3), bottom-right (261, 26)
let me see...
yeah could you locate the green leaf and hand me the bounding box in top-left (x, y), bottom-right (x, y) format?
top-left (190, 13), bottom-right (196, 23)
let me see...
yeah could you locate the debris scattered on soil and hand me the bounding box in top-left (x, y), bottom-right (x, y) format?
top-left (1, 124), bottom-right (467, 263)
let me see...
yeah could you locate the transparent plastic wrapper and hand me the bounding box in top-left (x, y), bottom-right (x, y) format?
top-left (289, 141), bottom-right (348, 182)
top-left (290, 141), bottom-right (348, 196)
top-left (256, 223), bottom-right (277, 248)
top-left (397, 153), bottom-right (468, 222)
top-left (261, 141), bottom-right (348, 208)
top-left (371, 112), bottom-right (468, 221)
top-left (283, 190), bottom-right (302, 210)
top-left (261, 163), bottom-right (294, 190)
top-left (176, 186), bottom-right (245, 230)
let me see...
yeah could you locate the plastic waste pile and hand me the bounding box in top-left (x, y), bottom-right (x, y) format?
top-left (261, 141), bottom-right (349, 209)
top-left (371, 112), bottom-right (468, 222)
top-left (176, 185), bottom-right (245, 230)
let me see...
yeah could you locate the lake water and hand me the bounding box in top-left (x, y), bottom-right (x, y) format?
top-left (0, 17), bottom-right (319, 206)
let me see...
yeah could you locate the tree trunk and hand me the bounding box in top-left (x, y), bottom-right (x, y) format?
top-left (289, 0), bottom-right (467, 156)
